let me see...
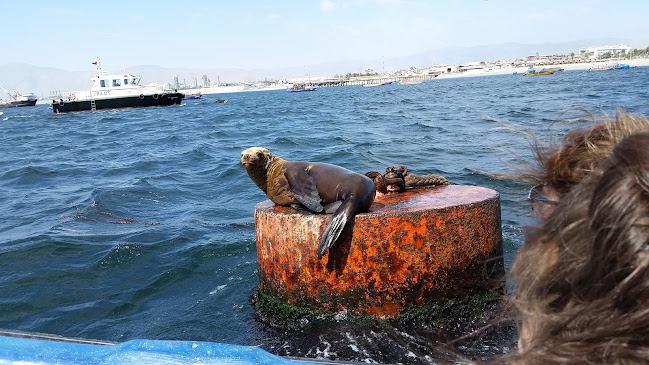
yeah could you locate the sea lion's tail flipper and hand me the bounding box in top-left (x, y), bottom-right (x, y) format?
top-left (318, 199), bottom-right (357, 259)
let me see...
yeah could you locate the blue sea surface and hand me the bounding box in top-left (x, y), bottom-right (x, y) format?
top-left (1, 67), bottom-right (648, 363)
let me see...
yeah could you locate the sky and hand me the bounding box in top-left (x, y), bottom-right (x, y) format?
top-left (4, 0), bottom-right (649, 72)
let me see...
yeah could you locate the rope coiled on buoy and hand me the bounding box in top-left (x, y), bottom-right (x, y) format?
top-left (404, 173), bottom-right (449, 188)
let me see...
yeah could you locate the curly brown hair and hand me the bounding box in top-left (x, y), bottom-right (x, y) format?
top-left (527, 109), bottom-right (649, 196)
top-left (508, 131), bottom-right (649, 364)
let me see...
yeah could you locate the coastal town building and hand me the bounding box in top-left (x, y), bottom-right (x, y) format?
top-left (579, 44), bottom-right (632, 58)
top-left (428, 64), bottom-right (457, 74)
top-left (457, 62), bottom-right (486, 73)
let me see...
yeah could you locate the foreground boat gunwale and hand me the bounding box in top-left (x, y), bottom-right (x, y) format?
top-left (0, 329), bottom-right (340, 364)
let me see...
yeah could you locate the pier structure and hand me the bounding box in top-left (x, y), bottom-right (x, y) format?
top-left (292, 74), bottom-right (439, 88)
top-left (173, 73), bottom-right (440, 97)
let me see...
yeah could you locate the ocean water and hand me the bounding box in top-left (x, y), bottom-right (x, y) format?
top-left (1, 67), bottom-right (648, 363)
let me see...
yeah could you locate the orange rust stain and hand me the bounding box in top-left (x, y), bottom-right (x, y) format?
top-left (254, 185), bottom-right (503, 317)
top-left (366, 302), bottom-right (399, 317)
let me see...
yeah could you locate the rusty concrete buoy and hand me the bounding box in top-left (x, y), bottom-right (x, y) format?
top-left (254, 185), bottom-right (503, 318)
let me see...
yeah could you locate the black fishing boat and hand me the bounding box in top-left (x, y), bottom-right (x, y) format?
top-left (0, 87), bottom-right (37, 109)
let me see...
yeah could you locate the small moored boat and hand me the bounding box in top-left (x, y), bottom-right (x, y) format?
top-left (183, 92), bottom-right (202, 100)
top-left (51, 59), bottom-right (184, 113)
top-left (287, 84), bottom-right (317, 92)
top-left (523, 66), bottom-right (560, 76)
top-left (588, 62), bottom-right (632, 71)
top-left (0, 86), bottom-right (37, 109)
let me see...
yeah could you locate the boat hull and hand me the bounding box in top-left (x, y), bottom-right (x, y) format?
top-left (0, 100), bottom-right (37, 109)
top-left (524, 71), bottom-right (556, 76)
top-left (0, 331), bottom-right (314, 364)
top-left (51, 93), bottom-right (184, 113)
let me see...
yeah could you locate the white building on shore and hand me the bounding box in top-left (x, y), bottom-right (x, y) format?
top-left (579, 44), bottom-right (631, 58)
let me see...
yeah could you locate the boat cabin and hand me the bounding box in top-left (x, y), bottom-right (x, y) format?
top-left (91, 73), bottom-right (140, 91)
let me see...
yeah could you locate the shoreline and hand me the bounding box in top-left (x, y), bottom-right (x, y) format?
top-left (436, 58), bottom-right (649, 79)
top-left (35, 58), bottom-right (649, 103)
top-left (192, 58), bottom-right (649, 95)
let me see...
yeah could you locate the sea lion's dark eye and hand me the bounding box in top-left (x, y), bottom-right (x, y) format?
top-left (243, 154), bottom-right (249, 159)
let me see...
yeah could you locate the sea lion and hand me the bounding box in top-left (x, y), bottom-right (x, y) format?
top-left (382, 166), bottom-right (408, 193)
top-left (366, 166), bottom-right (407, 194)
top-left (241, 147), bottom-right (376, 259)
top-left (366, 165), bottom-right (449, 194)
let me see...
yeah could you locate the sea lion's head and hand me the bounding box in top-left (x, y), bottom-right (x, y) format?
top-left (365, 171), bottom-right (388, 194)
top-left (241, 147), bottom-right (275, 170)
top-left (383, 166), bottom-right (408, 193)
top-left (241, 147), bottom-right (277, 193)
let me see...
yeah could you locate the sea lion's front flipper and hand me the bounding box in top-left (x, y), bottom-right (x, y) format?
top-left (286, 168), bottom-right (324, 213)
top-left (318, 198), bottom-right (357, 259)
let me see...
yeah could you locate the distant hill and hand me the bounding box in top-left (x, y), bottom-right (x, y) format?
top-left (0, 63), bottom-right (92, 100)
top-left (2, 38), bottom-right (646, 99)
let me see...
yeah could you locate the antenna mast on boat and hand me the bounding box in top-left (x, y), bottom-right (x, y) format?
top-left (92, 58), bottom-right (103, 73)
top-left (0, 84), bottom-right (13, 99)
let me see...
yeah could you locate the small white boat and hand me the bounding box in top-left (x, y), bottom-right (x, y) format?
top-left (287, 84), bottom-right (317, 92)
top-left (183, 92), bottom-right (202, 100)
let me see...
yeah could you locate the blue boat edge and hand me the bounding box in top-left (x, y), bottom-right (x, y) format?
top-left (0, 329), bottom-right (323, 365)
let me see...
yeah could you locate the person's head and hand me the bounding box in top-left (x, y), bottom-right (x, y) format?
top-left (525, 109), bottom-right (649, 217)
top-left (510, 131), bottom-right (649, 364)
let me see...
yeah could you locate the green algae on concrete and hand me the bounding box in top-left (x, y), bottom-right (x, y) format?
top-left (253, 278), bottom-right (505, 331)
